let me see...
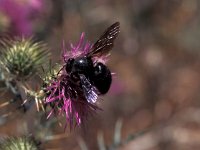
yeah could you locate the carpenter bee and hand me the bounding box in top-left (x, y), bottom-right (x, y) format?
top-left (64, 22), bottom-right (120, 103)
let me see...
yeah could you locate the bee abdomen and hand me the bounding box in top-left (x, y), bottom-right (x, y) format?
top-left (93, 62), bottom-right (112, 94)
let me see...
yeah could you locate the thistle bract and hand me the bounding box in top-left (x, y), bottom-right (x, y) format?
top-left (0, 136), bottom-right (39, 150)
top-left (0, 37), bottom-right (49, 79)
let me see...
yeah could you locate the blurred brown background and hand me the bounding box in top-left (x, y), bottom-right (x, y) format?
top-left (1, 0), bottom-right (200, 150)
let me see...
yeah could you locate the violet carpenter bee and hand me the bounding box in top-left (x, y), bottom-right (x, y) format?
top-left (43, 22), bottom-right (120, 127)
top-left (63, 22), bottom-right (120, 103)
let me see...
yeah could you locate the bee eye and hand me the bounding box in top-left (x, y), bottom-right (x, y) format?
top-left (66, 58), bottom-right (74, 73)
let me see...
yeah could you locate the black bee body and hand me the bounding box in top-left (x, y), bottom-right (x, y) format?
top-left (65, 56), bottom-right (112, 95)
top-left (66, 56), bottom-right (93, 80)
top-left (93, 62), bottom-right (112, 94)
top-left (64, 22), bottom-right (120, 103)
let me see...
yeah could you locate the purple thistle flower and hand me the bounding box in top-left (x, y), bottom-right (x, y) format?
top-left (0, 0), bottom-right (44, 36)
top-left (44, 22), bottom-right (120, 129)
top-left (62, 33), bottom-right (108, 64)
top-left (44, 33), bottom-right (101, 128)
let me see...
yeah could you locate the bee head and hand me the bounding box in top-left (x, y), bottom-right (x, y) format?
top-left (65, 58), bottom-right (75, 73)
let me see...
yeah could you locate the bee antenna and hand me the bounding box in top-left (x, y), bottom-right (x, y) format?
top-left (57, 64), bottom-right (66, 76)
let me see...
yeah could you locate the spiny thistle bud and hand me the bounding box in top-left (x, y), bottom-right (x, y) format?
top-left (0, 136), bottom-right (40, 150)
top-left (24, 64), bottom-right (61, 111)
top-left (0, 37), bottom-right (50, 79)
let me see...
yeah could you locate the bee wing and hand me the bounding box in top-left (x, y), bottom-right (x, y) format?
top-left (88, 22), bottom-right (120, 57)
top-left (79, 74), bottom-right (98, 103)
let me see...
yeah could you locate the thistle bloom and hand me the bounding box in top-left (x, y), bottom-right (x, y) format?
top-left (0, 0), bottom-right (44, 36)
top-left (44, 33), bottom-right (102, 128)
